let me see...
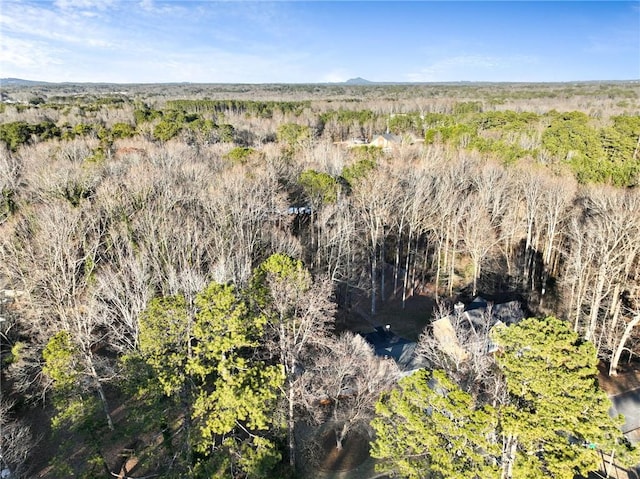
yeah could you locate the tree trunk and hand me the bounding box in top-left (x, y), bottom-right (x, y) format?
top-left (529, 230), bottom-right (541, 292)
top-left (586, 264), bottom-right (607, 341)
top-left (420, 244), bottom-right (429, 290)
top-left (573, 273), bottom-right (587, 332)
top-left (609, 314), bottom-right (640, 376)
top-left (606, 283), bottom-right (622, 350)
top-left (448, 226), bottom-right (457, 297)
top-left (310, 210), bottom-right (315, 264)
top-left (402, 236), bottom-right (411, 310)
top-left (434, 237), bottom-right (442, 302)
top-left (87, 356), bottom-right (114, 431)
top-left (410, 248), bottom-right (417, 299)
top-left (380, 241), bottom-right (386, 303)
top-left (335, 422), bottom-right (350, 450)
top-left (95, 376), bottom-right (114, 431)
top-left (472, 257), bottom-right (480, 297)
top-left (501, 435), bottom-right (518, 479)
top-left (524, 216), bottom-right (534, 283)
top-left (370, 250), bottom-right (377, 316)
top-left (393, 236), bottom-right (401, 298)
top-left (288, 379), bottom-right (296, 467)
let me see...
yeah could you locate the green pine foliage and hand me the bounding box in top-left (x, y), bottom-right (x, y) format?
top-left (276, 123), bottom-right (311, 150)
top-left (166, 99), bottom-right (309, 118)
top-left (492, 316), bottom-right (637, 478)
top-left (371, 316), bottom-right (638, 479)
top-left (0, 121), bottom-right (33, 151)
top-left (225, 146), bottom-right (258, 165)
top-left (111, 122), bottom-right (136, 139)
top-left (252, 253), bottom-right (310, 290)
top-left (341, 157), bottom-right (377, 188)
top-left (152, 112), bottom-right (184, 142)
top-left (130, 281), bottom-right (284, 477)
top-left (372, 369), bottom-right (500, 479)
top-left (42, 330), bottom-right (79, 395)
top-left (388, 113), bottom-right (424, 136)
top-left (419, 108), bottom-right (640, 185)
top-left (137, 294), bottom-right (190, 396)
top-left (299, 170), bottom-right (339, 206)
top-left (133, 103), bottom-right (162, 125)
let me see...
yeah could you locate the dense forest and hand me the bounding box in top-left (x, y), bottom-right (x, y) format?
top-left (1, 81), bottom-right (640, 478)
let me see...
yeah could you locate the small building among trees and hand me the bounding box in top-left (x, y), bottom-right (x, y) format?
top-left (359, 325), bottom-right (424, 372)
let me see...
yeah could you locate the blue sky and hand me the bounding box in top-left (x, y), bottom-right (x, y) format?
top-left (0, 1), bottom-right (638, 83)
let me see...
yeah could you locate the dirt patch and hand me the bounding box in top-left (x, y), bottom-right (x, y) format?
top-left (337, 288), bottom-right (435, 343)
top-left (371, 292), bottom-right (434, 342)
top-left (318, 430), bottom-right (370, 472)
top-left (599, 360), bottom-right (640, 397)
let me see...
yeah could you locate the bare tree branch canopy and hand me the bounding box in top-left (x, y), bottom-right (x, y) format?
top-left (300, 332), bottom-right (398, 450)
top-left (0, 82), bottom-right (639, 477)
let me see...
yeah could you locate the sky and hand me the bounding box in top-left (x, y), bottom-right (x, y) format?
top-left (0, 0), bottom-right (638, 83)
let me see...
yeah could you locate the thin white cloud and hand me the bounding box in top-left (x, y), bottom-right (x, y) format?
top-left (320, 70), bottom-right (351, 83)
top-left (407, 55), bottom-right (538, 82)
top-left (135, 48), bottom-right (313, 83)
top-left (139, 0), bottom-right (153, 10)
top-left (138, 0), bottom-right (184, 15)
top-left (0, 37), bottom-right (65, 70)
top-left (1, 2), bottom-right (120, 48)
top-left (0, 0), bottom-right (318, 82)
top-left (53, 0), bottom-right (118, 11)
top-left (0, 40), bottom-right (312, 83)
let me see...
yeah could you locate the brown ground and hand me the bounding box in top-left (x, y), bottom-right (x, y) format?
top-left (26, 382), bottom-right (149, 479)
top-left (336, 285), bottom-right (435, 343)
top-left (318, 430), bottom-right (370, 472)
top-left (314, 286), bottom-right (435, 479)
top-left (598, 360), bottom-right (640, 397)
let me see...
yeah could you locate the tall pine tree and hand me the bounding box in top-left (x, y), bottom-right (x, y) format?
top-left (371, 317), bottom-right (638, 479)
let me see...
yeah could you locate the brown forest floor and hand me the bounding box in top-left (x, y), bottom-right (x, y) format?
top-left (598, 360), bottom-right (640, 397)
top-left (318, 430), bottom-right (370, 472)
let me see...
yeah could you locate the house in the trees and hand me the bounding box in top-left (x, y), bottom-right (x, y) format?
top-left (430, 315), bottom-right (469, 362)
top-left (360, 325), bottom-right (425, 373)
top-left (430, 297), bottom-right (525, 357)
top-left (368, 133), bottom-right (402, 151)
top-left (459, 296), bottom-right (524, 328)
top-left (334, 137), bottom-right (369, 148)
top-left (287, 205), bottom-right (312, 215)
top-left (368, 133), bottom-right (423, 151)
top-left (359, 298), bottom-right (523, 373)
top-left (598, 365), bottom-right (640, 445)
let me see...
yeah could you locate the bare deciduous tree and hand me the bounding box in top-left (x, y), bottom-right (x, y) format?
top-left (417, 303), bottom-right (510, 406)
top-left (254, 254), bottom-right (336, 468)
top-left (0, 399), bottom-right (36, 479)
top-left (300, 332), bottom-right (398, 450)
top-left (1, 200), bottom-right (116, 427)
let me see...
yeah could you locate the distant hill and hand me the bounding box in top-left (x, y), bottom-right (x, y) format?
top-left (344, 77), bottom-right (375, 85)
top-left (0, 78), bottom-right (53, 86)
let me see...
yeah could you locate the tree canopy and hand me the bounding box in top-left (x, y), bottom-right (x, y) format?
top-left (371, 317), bottom-right (638, 479)
top-left (129, 281), bottom-right (284, 478)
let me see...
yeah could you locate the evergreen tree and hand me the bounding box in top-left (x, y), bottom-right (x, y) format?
top-left (492, 316), bottom-right (635, 479)
top-left (130, 282), bottom-right (284, 478)
top-left (371, 317), bottom-right (637, 479)
top-left (371, 369), bottom-right (500, 479)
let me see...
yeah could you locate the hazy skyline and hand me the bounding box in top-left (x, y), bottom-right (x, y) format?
top-left (1, 0), bottom-right (638, 84)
